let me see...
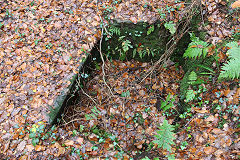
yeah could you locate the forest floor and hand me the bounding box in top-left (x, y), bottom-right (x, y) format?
top-left (59, 59), bottom-right (239, 159)
top-left (0, 0), bottom-right (239, 159)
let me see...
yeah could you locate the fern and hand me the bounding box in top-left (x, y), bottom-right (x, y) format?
top-left (153, 119), bottom-right (176, 153)
top-left (109, 26), bottom-right (121, 36)
top-left (185, 89), bottom-right (195, 102)
top-left (219, 59), bottom-right (240, 79)
top-left (122, 40), bottom-right (133, 53)
top-left (183, 33), bottom-right (209, 59)
top-left (219, 42), bottom-right (240, 80)
top-left (161, 93), bottom-right (175, 111)
top-left (188, 71), bottom-right (197, 81)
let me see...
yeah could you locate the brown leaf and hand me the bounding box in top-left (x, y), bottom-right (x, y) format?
top-left (214, 149), bottom-right (224, 157)
top-left (226, 138), bottom-right (232, 147)
top-left (194, 107), bottom-right (208, 113)
top-left (139, 90), bottom-right (145, 96)
top-left (211, 128), bottom-right (223, 135)
top-left (122, 72), bottom-right (128, 78)
top-left (204, 146), bottom-right (216, 154)
top-left (152, 83), bottom-right (160, 90)
top-left (35, 145), bottom-right (46, 151)
top-left (3, 140), bottom-right (10, 153)
top-left (232, 0), bottom-right (240, 8)
top-left (88, 133), bottom-right (98, 141)
top-left (26, 144), bottom-right (34, 152)
top-left (19, 155), bottom-right (28, 160)
top-left (52, 142), bottom-right (65, 157)
top-left (130, 17), bottom-right (138, 24)
top-left (134, 140), bottom-right (145, 149)
top-left (205, 115), bottom-right (215, 122)
top-left (196, 134), bottom-right (205, 143)
top-left (150, 98), bottom-right (157, 104)
top-left (76, 137), bottom-right (84, 144)
top-left (145, 127), bottom-right (154, 135)
top-left (16, 140), bottom-right (26, 152)
top-left (64, 140), bottom-right (74, 146)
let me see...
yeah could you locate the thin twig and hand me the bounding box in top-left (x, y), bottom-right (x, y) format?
top-left (96, 0), bottom-right (115, 97)
top-left (76, 74), bottom-right (98, 105)
top-left (61, 118), bottom-right (85, 127)
top-left (99, 27), bottom-right (115, 97)
top-left (81, 87), bottom-right (98, 105)
top-left (139, 0), bottom-right (198, 83)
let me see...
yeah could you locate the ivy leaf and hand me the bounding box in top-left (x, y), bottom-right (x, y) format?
top-left (32, 138), bottom-right (39, 146)
top-left (164, 21), bottom-right (176, 35)
top-left (185, 89), bottom-right (195, 102)
top-left (147, 25), bottom-right (154, 35)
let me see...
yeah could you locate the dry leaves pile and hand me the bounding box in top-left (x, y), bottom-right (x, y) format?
top-left (0, 0), bottom-right (239, 159)
top-left (62, 59), bottom-right (183, 158)
top-left (200, 0), bottom-right (240, 44)
top-left (61, 59), bottom-right (239, 159)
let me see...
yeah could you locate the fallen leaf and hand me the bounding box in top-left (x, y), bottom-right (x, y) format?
top-left (226, 138), bottom-right (232, 147)
top-left (26, 144), bottom-right (34, 152)
top-left (205, 115), bottom-right (215, 122)
top-left (64, 140), bottom-right (74, 146)
top-left (194, 107), bottom-right (208, 113)
top-left (16, 140), bottom-right (26, 152)
top-left (76, 137), bottom-right (84, 144)
top-left (52, 142), bottom-right (65, 157)
top-left (152, 83), bottom-right (160, 90)
top-left (232, 0), bottom-right (240, 8)
top-left (204, 146), bottom-right (216, 154)
top-left (35, 145), bottom-right (46, 151)
top-left (19, 155), bottom-right (28, 160)
top-left (211, 128), bottom-right (224, 134)
top-left (130, 17), bottom-right (138, 24)
top-left (139, 90), bottom-right (145, 96)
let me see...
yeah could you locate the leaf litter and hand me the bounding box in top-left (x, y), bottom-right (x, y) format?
top-left (0, 0), bottom-right (239, 159)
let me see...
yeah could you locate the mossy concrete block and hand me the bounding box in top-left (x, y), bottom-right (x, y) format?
top-left (48, 54), bottom-right (88, 125)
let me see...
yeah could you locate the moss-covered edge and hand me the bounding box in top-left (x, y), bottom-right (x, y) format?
top-left (48, 53), bottom-right (89, 125)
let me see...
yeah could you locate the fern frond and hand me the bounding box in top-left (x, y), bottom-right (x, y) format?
top-left (188, 71), bottom-right (197, 81)
top-left (183, 41), bottom-right (209, 59)
top-left (109, 26), bottom-right (121, 36)
top-left (226, 41), bottom-right (238, 48)
top-left (219, 59), bottom-right (240, 79)
top-left (219, 42), bottom-right (240, 80)
top-left (227, 47), bottom-right (240, 60)
top-left (153, 119), bottom-right (176, 153)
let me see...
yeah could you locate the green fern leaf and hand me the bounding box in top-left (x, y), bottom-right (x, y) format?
top-left (219, 42), bottom-right (240, 80)
top-left (153, 119), bottom-right (176, 152)
top-left (109, 26), bottom-right (121, 36)
top-left (188, 71), bottom-right (197, 81)
top-left (183, 41), bottom-right (209, 59)
top-left (219, 59), bottom-right (240, 79)
top-left (226, 41), bottom-right (238, 48)
top-left (227, 47), bottom-right (240, 60)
